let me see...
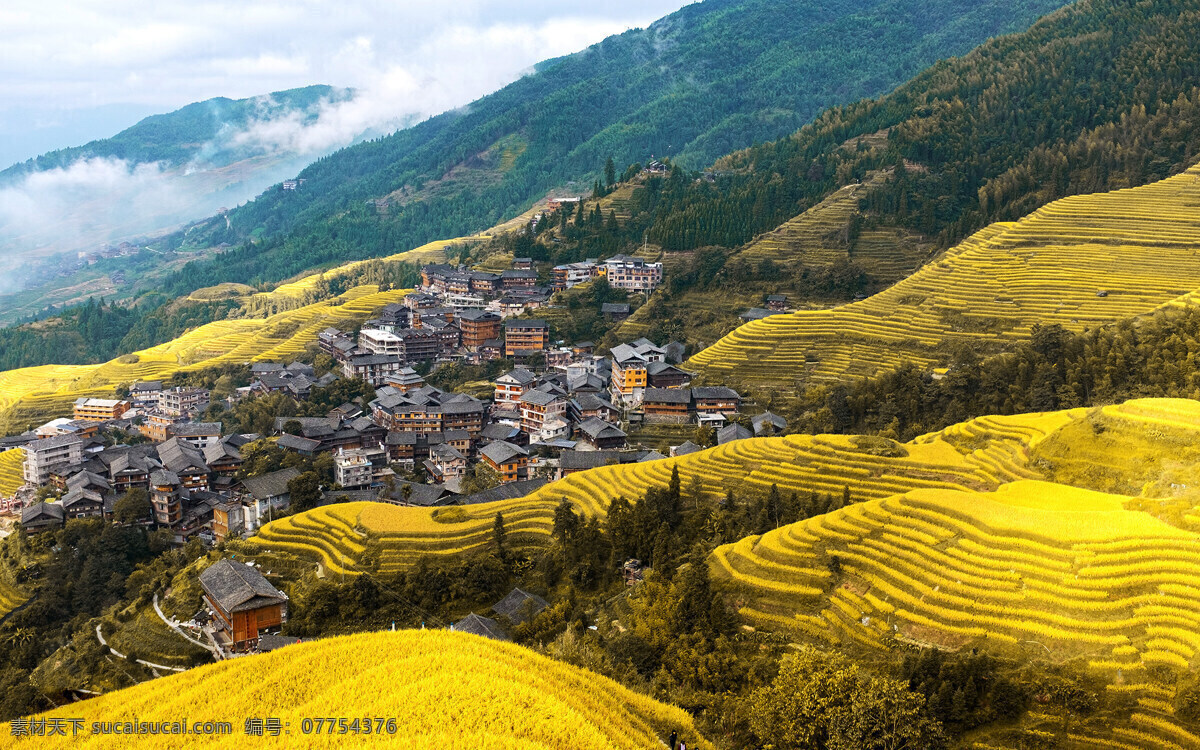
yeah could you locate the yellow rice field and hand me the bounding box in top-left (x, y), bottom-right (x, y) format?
top-left (689, 163), bottom-right (1200, 396)
top-left (0, 448), bottom-right (25, 497)
top-left (250, 406), bottom-right (1082, 574)
top-left (0, 286), bottom-right (409, 433)
top-left (714, 476), bottom-right (1200, 749)
top-left (1, 629), bottom-right (710, 749)
top-left (249, 398), bottom-right (1200, 749)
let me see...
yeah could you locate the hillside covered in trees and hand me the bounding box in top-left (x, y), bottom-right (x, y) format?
top-left (645, 0), bottom-right (1200, 252)
top-left (0, 85), bottom-right (347, 179)
top-left (157, 0), bottom-right (1064, 294)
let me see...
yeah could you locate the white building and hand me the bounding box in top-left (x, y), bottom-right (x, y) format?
top-left (334, 447), bottom-right (383, 489)
top-left (23, 434), bottom-right (84, 485)
top-left (358, 328), bottom-right (405, 356)
top-left (603, 255), bottom-right (663, 292)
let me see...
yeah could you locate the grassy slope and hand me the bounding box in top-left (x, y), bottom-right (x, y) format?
top-left (3, 629), bottom-right (711, 750)
top-left (687, 162), bottom-right (1200, 399)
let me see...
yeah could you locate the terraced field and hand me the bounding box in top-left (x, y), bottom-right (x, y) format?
top-left (689, 164), bottom-right (1200, 396)
top-left (713, 399), bottom-right (1200, 750)
top-left (737, 168), bottom-right (933, 281)
top-left (249, 408), bottom-right (1075, 574)
top-left (0, 286), bottom-right (411, 433)
top-left (0, 577), bottom-right (27, 622)
top-left (3, 629), bottom-right (710, 749)
top-left (0, 448), bottom-right (25, 497)
top-left (714, 479), bottom-right (1200, 749)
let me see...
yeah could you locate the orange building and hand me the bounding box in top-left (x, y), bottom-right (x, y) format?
top-left (504, 319), bottom-right (549, 358)
top-left (611, 360), bottom-right (647, 395)
top-left (480, 441), bottom-right (529, 483)
top-left (72, 398), bottom-right (132, 422)
top-left (459, 310), bottom-right (502, 349)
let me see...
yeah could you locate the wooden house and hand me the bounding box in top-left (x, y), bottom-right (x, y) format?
top-left (199, 559), bottom-right (288, 652)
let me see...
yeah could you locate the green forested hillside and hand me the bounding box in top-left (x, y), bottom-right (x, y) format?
top-left (160, 0), bottom-right (1063, 294)
top-left (646, 0), bottom-right (1200, 252)
top-left (0, 85), bottom-right (346, 179)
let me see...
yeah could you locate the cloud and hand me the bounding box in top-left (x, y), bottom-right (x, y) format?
top-left (0, 1), bottom-right (697, 292)
top-left (0, 1), bottom-right (691, 114)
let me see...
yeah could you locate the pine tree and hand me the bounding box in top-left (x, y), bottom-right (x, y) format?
top-left (604, 156), bottom-right (616, 189)
top-left (493, 512), bottom-right (507, 560)
top-left (652, 522), bottom-right (673, 578)
top-left (767, 484), bottom-right (782, 528)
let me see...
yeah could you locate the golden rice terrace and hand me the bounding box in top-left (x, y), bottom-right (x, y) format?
top-left (689, 164), bottom-right (1200, 395)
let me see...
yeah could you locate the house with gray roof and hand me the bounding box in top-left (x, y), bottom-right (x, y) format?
top-left (717, 423), bottom-right (753, 445)
top-left (576, 417), bottom-right (627, 451)
top-left (199, 559), bottom-right (288, 652)
top-left (21, 501), bottom-right (65, 532)
top-left (240, 467), bottom-right (301, 531)
top-left (492, 588), bottom-right (549, 626)
top-left (752, 411), bottom-right (788, 436)
top-left (461, 478), bottom-right (547, 505)
top-left (450, 613), bottom-right (510, 641)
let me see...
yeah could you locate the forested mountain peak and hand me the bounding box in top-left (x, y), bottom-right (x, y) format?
top-left (161, 0), bottom-right (1065, 295)
top-left (0, 85), bottom-right (347, 178)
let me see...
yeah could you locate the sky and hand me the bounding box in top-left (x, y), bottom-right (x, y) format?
top-left (0, 0), bottom-right (694, 166)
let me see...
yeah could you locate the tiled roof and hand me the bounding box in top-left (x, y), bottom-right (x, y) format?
top-left (241, 467), bottom-right (301, 500)
top-left (199, 559), bottom-right (286, 613)
top-left (492, 588), bottom-right (549, 625)
top-left (450, 613), bottom-right (510, 641)
top-left (480, 441), bottom-right (527, 465)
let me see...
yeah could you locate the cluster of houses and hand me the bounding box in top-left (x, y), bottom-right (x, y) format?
top-left (4, 246), bottom-right (785, 549)
top-left (17, 424), bottom-right (298, 545)
top-left (8, 330), bottom-right (762, 543)
top-left (419, 258), bottom-right (549, 315)
top-left (318, 296), bottom-right (555, 374)
top-left (551, 255), bottom-right (663, 293)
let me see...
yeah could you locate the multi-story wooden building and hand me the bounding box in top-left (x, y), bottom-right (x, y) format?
top-left (199, 559), bottom-right (288, 652)
top-left (493, 368), bottom-right (536, 408)
top-left (504, 320), bottom-right (549, 359)
top-left (480, 441), bottom-right (529, 484)
top-left (458, 309), bottom-right (502, 349)
top-left (150, 470), bottom-right (183, 526)
top-left (518, 389), bottom-right (568, 436)
top-left (692, 386), bottom-right (742, 416)
top-left (72, 398), bottom-right (132, 422)
top-left (642, 388), bottom-right (692, 423)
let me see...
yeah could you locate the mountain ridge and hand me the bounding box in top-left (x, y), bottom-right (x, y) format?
top-left (155, 0), bottom-right (1065, 295)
